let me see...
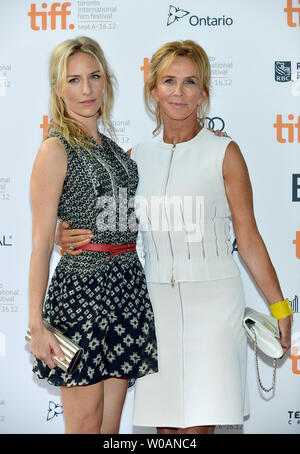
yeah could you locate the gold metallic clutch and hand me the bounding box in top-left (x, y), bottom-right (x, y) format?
top-left (25, 320), bottom-right (84, 374)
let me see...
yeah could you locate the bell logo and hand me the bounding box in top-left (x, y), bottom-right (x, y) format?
top-left (293, 231), bottom-right (300, 259)
top-left (284, 0), bottom-right (300, 27)
top-left (28, 2), bottom-right (74, 30)
top-left (273, 114), bottom-right (300, 142)
top-left (292, 174), bottom-right (300, 202)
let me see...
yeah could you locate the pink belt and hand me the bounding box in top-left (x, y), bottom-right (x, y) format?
top-left (75, 242), bottom-right (136, 258)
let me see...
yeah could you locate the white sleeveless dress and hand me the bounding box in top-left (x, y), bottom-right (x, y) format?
top-left (131, 126), bottom-right (249, 428)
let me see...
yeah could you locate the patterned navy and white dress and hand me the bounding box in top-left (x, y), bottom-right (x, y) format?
top-left (32, 129), bottom-right (158, 387)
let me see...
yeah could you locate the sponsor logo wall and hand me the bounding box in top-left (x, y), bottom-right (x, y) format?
top-left (0, 0), bottom-right (299, 434)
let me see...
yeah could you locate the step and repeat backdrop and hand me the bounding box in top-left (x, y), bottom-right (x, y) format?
top-left (0, 0), bottom-right (299, 434)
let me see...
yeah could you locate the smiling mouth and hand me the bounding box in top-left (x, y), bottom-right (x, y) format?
top-left (170, 102), bottom-right (187, 108)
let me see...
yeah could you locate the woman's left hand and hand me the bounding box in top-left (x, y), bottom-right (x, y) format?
top-left (278, 315), bottom-right (292, 357)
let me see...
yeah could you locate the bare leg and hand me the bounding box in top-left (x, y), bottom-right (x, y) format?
top-left (157, 427), bottom-right (179, 434)
top-left (100, 377), bottom-right (129, 434)
top-left (60, 381), bottom-right (104, 434)
top-left (178, 425), bottom-right (215, 434)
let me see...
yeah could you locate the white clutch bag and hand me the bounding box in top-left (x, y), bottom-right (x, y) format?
top-left (243, 307), bottom-right (283, 392)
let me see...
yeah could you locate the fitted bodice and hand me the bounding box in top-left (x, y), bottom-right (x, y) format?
top-left (47, 129), bottom-right (140, 275)
top-left (48, 128), bottom-right (139, 245)
top-left (131, 126), bottom-right (240, 283)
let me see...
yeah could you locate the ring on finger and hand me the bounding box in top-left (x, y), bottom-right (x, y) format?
top-left (69, 244), bottom-right (75, 251)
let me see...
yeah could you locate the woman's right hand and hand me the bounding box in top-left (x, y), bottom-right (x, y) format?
top-left (29, 324), bottom-right (66, 369)
top-left (278, 315), bottom-right (292, 358)
top-left (54, 220), bottom-right (94, 256)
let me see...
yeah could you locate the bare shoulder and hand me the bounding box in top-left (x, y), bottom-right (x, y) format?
top-left (39, 136), bottom-right (66, 155)
top-left (31, 137), bottom-right (68, 182)
top-left (34, 137), bottom-right (67, 167)
top-left (223, 141), bottom-right (249, 180)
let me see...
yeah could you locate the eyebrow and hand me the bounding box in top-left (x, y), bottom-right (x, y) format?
top-left (67, 70), bottom-right (101, 77)
top-left (162, 75), bottom-right (199, 79)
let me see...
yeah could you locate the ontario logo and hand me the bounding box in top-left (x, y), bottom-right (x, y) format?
top-left (47, 401), bottom-right (64, 421)
top-left (167, 5), bottom-right (233, 27)
top-left (167, 5), bottom-right (189, 25)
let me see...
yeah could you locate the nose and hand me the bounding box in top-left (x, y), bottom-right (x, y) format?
top-left (173, 81), bottom-right (184, 96)
top-left (81, 77), bottom-right (92, 96)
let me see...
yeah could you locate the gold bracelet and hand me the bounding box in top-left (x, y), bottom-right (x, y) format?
top-left (269, 299), bottom-right (293, 320)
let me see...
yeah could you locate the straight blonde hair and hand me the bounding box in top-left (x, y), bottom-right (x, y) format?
top-left (48, 36), bottom-right (116, 151)
top-left (144, 40), bottom-right (211, 134)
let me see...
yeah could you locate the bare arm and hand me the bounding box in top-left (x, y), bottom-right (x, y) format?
top-left (223, 141), bottom-right (291, 355)
top-left (28, 137), bottom-right (67, 367)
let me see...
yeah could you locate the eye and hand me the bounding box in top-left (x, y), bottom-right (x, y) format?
top-left (164, 78), bottom-right (174, 84)
top-left (185, 79), bottom-right (196, 85)
top-left (68, 78), bottom-right (78, 83)
top-left (91, 74), bottom-right (101, 79)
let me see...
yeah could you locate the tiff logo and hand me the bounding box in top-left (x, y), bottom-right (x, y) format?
top-left (273, 114), bottom-right (300, 142)
top-left (40, 115), bottom-right (50, 139)
top-left (284, 0), bottom-right (300, 27)
top-left (289, 331), bottom-right (300, 374)
top-left (28, 2), bottom-right (74, 30)
top-left (293, 232), bottom-right (300, 259)
top-left (140, 57), bottom-right (149, 82)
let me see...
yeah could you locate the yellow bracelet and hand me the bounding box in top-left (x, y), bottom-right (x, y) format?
top-left (269, 299), bottom-right (293, 320)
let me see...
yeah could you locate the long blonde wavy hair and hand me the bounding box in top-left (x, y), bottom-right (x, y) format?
top-left (48, 36), bottom-right (116, 151)
top-left (144, 40), bottom-right (211, 134)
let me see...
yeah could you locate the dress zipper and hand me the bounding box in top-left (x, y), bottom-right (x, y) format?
top-left (164, 144), bottom-right (176, 286)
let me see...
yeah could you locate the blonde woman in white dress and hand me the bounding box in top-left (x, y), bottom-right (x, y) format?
top-left (56, 40), bottom-right (292, 434)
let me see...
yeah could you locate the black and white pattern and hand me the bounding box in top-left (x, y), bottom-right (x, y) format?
top-left (32, 129), bottom-right (158, 387)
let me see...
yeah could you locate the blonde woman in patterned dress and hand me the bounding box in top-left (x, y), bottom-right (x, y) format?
top-left (28, 36), bottom-right (158, 434)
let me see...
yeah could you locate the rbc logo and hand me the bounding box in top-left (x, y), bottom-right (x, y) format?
top-left (28, 2), bottom-right (74, 30)
top-left (275, 61), bottom-right (291, 82)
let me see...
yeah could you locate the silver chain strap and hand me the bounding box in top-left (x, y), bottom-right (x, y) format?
top-left (250, 326), bottom-right (277, 392)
